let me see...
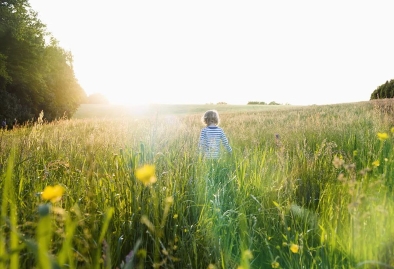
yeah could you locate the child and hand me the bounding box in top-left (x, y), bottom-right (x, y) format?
top-left (198, 110), bottom-right (232, 159)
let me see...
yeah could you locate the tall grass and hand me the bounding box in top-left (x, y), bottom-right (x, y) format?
top-left (0, 100), bottom-right (393, 268)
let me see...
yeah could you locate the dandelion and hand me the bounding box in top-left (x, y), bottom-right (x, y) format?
top-left (377, 132), bottom-right (389, 141)
top-left (173, 214), bottom-right (178, 219)
top-left (41, 185), bottom-right (64, 203)
top-left (135, 164), bottom-right (157, 186)
top-left (290, 244), bottom-right (300, 253)
top-left (271, 261), bottom-right (280, 268)
top-left (372, 160), bottom-right (380, 167)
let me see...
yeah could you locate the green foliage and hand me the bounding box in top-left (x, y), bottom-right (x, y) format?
top-left (370, 79), bottom-right (394, 100)
top-left (0, 0), bottom-right (86, 123)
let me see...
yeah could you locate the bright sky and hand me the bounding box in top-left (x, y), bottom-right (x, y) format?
top-left (29, 0), bottom-right (394, 106)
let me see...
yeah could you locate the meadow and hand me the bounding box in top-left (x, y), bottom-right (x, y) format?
top-left (0, 100), bottom-right (394, 269)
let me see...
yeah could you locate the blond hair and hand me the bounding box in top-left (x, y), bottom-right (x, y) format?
top-left (202, 110), bottom-right (220, 126)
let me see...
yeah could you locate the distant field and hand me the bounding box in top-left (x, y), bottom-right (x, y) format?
top-left (73, 103), bottom-right (304, 119)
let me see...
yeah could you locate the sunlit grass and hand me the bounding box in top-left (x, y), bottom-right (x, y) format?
top-left (0, 99), bottom-right (393, 268)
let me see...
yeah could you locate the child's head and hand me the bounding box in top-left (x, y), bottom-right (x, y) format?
top-left (202, 110), bottom-right (220, 126)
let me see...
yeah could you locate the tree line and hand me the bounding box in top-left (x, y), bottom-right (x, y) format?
top-left (247, 101), bottom-right (282, 105)
top-left (0, 0), bottom-right (86, 124)
top-left (370, 79), bottom-right (394, 100)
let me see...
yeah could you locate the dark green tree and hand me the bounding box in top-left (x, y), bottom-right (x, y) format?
top-left (0, 0), bottom-right (86, 122)
top-left (370, 79), bottom-right (394, 100)
top-left (41, 38), bottom-right (86, 119)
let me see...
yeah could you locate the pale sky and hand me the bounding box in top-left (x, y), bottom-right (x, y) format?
top-left (29, 0), bottom-right (394, 106)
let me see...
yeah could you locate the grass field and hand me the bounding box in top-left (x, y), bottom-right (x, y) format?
top-left (73, 103), bottom-right (300, 119)
top-left (1, 100), bottom-right (394, 269)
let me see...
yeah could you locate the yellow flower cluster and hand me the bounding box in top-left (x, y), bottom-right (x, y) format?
top-left (372, 160), bottom-right (380, 167)
top-left (377, 132), bottom-right (389, 141)
top-left (135, 164), bottom-right (157, 186)
top-left (41, 185), bottom-right (65, 203)
top-left (290, 243), bottom-right (300, 253)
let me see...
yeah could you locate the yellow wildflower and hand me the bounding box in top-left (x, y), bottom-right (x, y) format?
top-left (377, 132), bottom-right (389, 141)
top-left (165, 196), bottom-right (174, 204)
top-left (135, 164), bottom-right (157, 186)
top-left (391, 127), bottom-right (394, 133)
top-left (41, 185), bottom-right (65, 203)
top-left (290, 243), bottom-right (300, 253)
top-left (271, 261), bottom-right (280, 268)
top-left (372, 160), bottom-right (380, 167)
top-left (242, 249), bottom-right (253, 260)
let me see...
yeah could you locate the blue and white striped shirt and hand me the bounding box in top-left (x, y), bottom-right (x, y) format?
top-left (198, 126), bottom-right (232, 159)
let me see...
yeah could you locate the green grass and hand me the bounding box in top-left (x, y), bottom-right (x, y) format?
top-left (0, 99), bottom-right (394, 268)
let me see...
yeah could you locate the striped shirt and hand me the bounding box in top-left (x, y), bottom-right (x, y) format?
top-left (198, 126), bottom-right (232, 159)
